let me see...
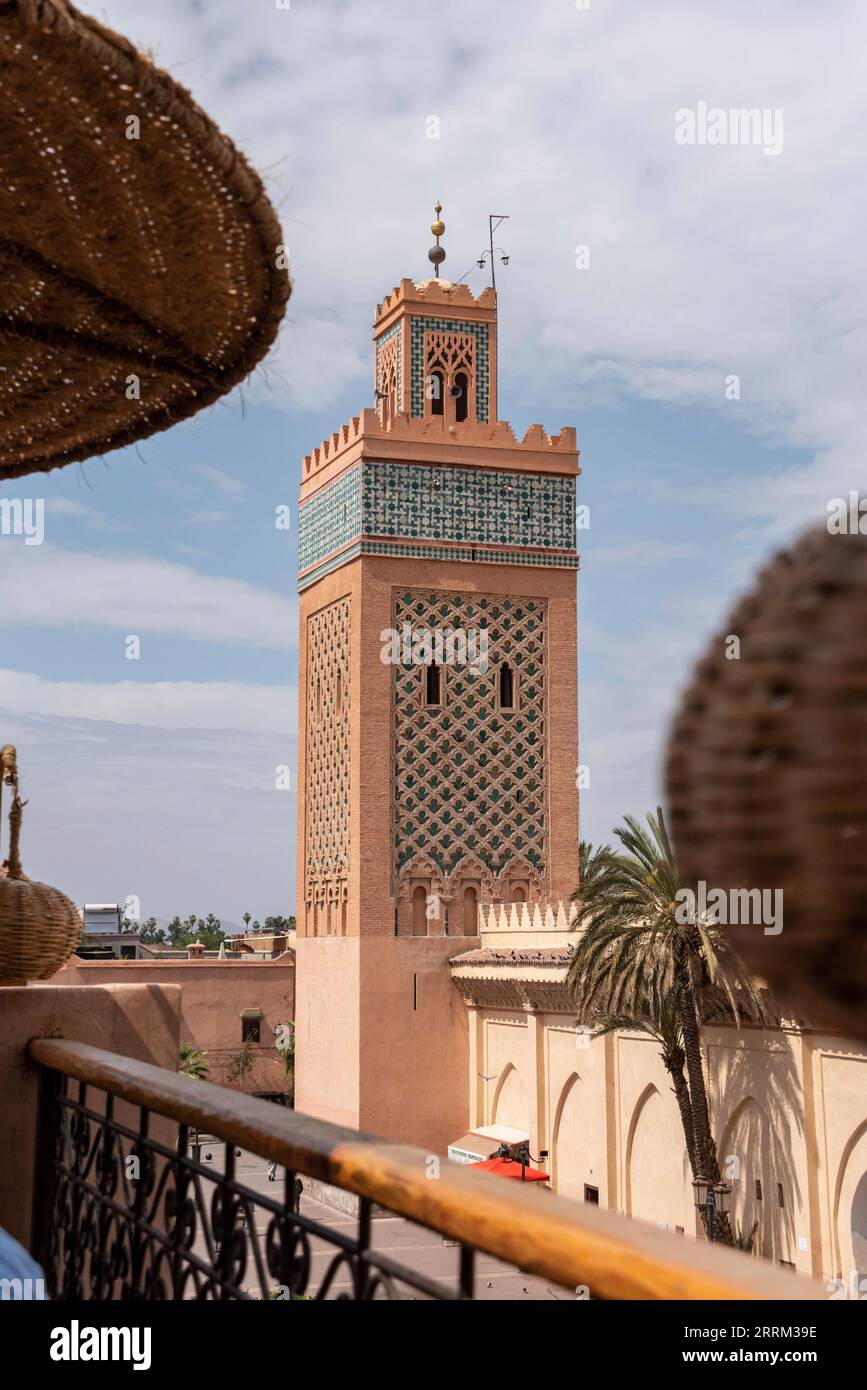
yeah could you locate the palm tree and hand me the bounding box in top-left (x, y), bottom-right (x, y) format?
top-left (178, 1042), bottom-right (209, 1080)
top-left (568, 811), bottom-right (766, 1244)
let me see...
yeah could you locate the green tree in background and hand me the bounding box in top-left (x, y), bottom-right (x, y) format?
top-left (228, 1039), bottom-right (255, 1092)
top-left (179, 1043), bottom-right (209, 1080)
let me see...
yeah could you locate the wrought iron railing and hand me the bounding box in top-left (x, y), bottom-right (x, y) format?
top-left (29, 1038), bottom-right (824, 1301)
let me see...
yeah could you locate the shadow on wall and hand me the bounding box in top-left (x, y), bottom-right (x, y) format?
top-left (716, 1038), bottom-right (804, 1261)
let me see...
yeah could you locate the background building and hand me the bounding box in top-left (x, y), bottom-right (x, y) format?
top-left (451, 902), bottom-right (867, 1285)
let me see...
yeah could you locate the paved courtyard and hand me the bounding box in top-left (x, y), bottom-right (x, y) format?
top-left (194, 1143), bottom-right (572, 1300)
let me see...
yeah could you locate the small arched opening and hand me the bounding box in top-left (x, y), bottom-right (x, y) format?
top-left (453, 370), bottom-right (469, 423)
top-left (429, 369), bottom-right (444, 417)
top-left (499, 661), bottom-right (515, 710)
top-left (462, 884), bottom-right (479, 936)
top-left (412, 885), bottom-right (428, 937)
top-left (425, 662), bottom-right (442, 706)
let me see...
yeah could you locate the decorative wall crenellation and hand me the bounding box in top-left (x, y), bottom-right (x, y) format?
top-left (301, 408), bottom-right (578, 478)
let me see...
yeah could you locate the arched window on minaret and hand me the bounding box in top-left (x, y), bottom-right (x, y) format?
top-left (454, 370), bottom-right (469, 423)
top-left (429, 369), bottom-right (444, 416)
top-left (384, 368), bottom-right (397, 426)
top-left (462, 884), bottom-right (478, 936)
top-left (412, 885), bottom-right (428, 937)
top-left (499, 661), bottom-right (515, 710)
top-left (425, 662), bottom-right (442, 706)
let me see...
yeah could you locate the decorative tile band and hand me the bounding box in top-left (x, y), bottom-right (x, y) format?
top-left (298, 459), bottom-right (577, 591)
top-left (298, 540), bottom-right (578, 591)
top-left (297, 463), bottom-right (362, 574)
top-left (362, 459), bottom-right (575, 550)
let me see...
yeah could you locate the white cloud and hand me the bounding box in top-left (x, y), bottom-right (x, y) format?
top-left (588, 541), bottom-right (700, 568)
top-left (73, 0), bottom-right (867, 541)
top-left (0, 545), bottom-right (295, 649)
top-left (192, 464), bottom-right (247, 496)
top-left (40, 0), bottom-right (867, 887)
top-left (0, 670), bottom-right (295, 733)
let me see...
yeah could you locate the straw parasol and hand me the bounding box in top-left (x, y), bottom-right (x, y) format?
top-left (0, 0), bottom-right (291, 480)
top-left (666, 525), bottom-right (867, 1043)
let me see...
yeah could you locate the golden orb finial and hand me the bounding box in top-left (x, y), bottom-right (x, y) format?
top-left (427, 201), bottom-right (446, 277)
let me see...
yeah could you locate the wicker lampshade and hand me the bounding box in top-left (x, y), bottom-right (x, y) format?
top-left (0, 746), bottom-right (81, 986)
top-left (666, 526), bottom-right (867, 1041)
top-left (0, 0), bottom-right (291, 480)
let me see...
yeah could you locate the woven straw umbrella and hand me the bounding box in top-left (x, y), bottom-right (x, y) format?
top-left (0, 2), bottom-right (291, 980)
top-left (666, 527), bottom-right (867, 1043)
top-left (0, 745), bottom-right (81, 984)
top-left (0, 0), bottom-right (291, 480)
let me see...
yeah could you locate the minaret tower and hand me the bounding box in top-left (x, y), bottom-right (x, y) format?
top-left (294, 209), bottom-right (580, 1151)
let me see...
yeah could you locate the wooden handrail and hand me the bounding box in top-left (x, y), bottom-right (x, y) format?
top-left (29, 1038), bottom-right (825, 1302)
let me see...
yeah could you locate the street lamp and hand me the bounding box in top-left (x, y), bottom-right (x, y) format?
top-left (693, 1175), bottom-right (731, 1242)
top-left (515, 1143), bottom-right (548, 1181)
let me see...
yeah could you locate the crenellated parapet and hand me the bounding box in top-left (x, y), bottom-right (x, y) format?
top-left (375, 276), bottom-right (496, 325)
top-left (301, 409), bottom-right (578, 489)
top-left (479, 900), bottom-right (573, 936)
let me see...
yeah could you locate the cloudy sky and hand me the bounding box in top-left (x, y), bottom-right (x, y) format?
top-left (2, 0), bottom-right (864, 923)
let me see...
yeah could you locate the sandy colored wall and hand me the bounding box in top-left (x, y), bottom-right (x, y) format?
top-left (546, 1019), bottom-right (609, 1206)
top-left (0, 982), bottom-right (182, 1251)
top-left (294, 936), bottom-right (360, 1130)
top-left (471, 1004), bottom-right (867, 1285)
top-left (358, 937), bottom-right (472, 1151)
top-left (50, 959), bottom-right (295, 1095)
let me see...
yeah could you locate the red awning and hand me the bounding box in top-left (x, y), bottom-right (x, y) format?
top-left (469, 1156), bottom-right (549, 1182)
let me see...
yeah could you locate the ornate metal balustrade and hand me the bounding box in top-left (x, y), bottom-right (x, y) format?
top-left (34, 1079), bottom-right (469, 1300)
top-left (29, 1039), bottom-right (824, 1302)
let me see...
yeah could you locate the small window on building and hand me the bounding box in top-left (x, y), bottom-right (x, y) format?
top-left (429, 369), bottom-right (444, 416)
top-left (499, 661), bottom-right (515, 710)
top-left (425, 662), bottom-right (442, 706)
top-left (755, 1178), bottom-right (763, 1201)
top-left (453, 370), bottom-right (469, 423)
top-left (412, 885), bottom-right (428, 937)
top-left (462, 884), bottom-right (478, 936)
top-left (584, 1185), bottom-right (599, 1205)
top-left (777, 1182), bottom-right (785, 1209)
top-left (242, 1017), bottom-right (261, 1044)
